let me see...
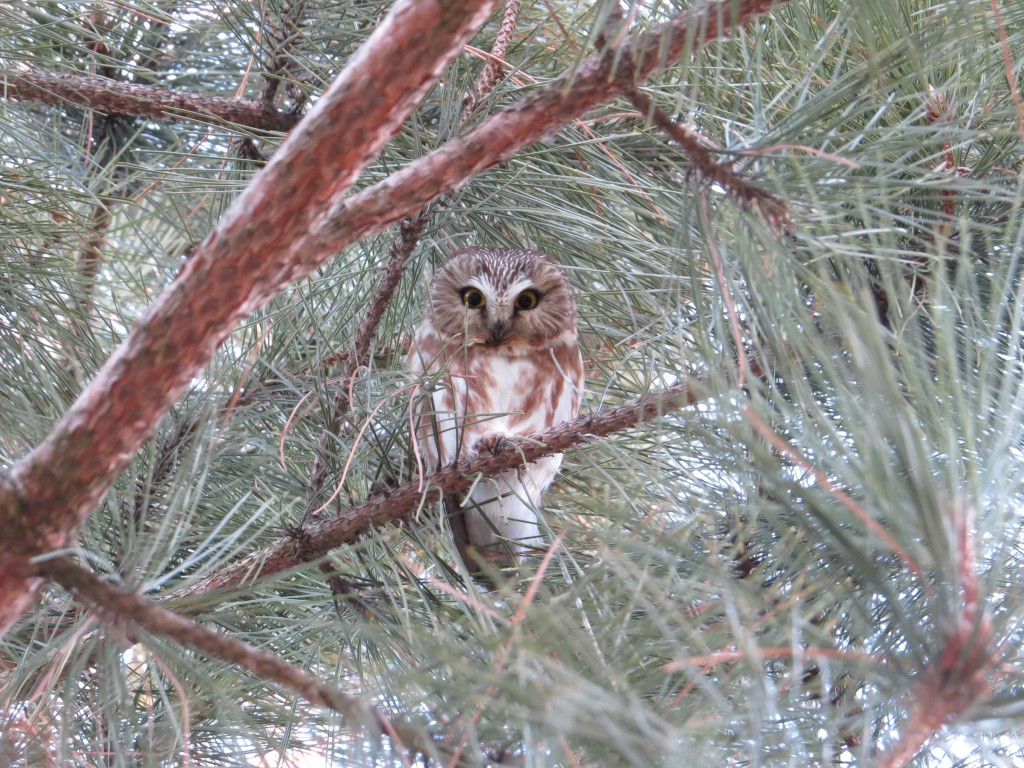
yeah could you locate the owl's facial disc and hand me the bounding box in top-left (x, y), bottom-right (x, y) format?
top-left (429, 247), bottom-right (577, 351)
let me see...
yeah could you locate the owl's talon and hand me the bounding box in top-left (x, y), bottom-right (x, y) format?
top-left (476, 434), bottom-right (508, 455)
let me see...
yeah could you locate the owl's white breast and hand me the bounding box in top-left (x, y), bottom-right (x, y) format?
top-left (461, 354), bottom-right (531, 429)
top-left (409, 318), bottom-right (583, 470)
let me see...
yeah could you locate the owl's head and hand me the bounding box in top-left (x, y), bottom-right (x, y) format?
top-left (428, 247), bottom-right (578, 350)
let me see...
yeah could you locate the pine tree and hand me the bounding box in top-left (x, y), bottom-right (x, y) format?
top-left (1, 0), bottom-right (1022, 765)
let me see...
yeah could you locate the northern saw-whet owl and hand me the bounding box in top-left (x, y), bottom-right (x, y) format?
top-left (407, 247), bottom-right (584, 571)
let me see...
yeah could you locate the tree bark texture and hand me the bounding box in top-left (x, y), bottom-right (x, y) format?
top-left (2, 66), bottom-right (303, 132)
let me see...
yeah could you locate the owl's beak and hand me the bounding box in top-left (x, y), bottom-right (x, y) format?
top-left (487, 318), bottom-right (510, 345)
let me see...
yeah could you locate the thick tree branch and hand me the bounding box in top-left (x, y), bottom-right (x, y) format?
top-left (37, 556), bottom-right (477, 766)
top-left (299, 0), bottom-right (785, 257)
top-left (178, 379), bottom-right (706, 599)
top-left (0, 0), bottom-right (499, 635)
top-left (1, 66), bottom-right (302, 133)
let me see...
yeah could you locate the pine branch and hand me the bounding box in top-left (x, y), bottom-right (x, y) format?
top-left (0, 0), bottom-right (500, 636)
top-left (36, 556), bottom-right (484, 766)
top-left (623, 85), bottom-right (788, 228)
top-left (177, 379), bottom-right (706, 599)
top-left (1, 66), bottom-right (303, 133)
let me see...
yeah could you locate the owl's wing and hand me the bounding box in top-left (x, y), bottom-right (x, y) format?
top-left (552, 340), bottom-right (586, 421)
top-left (407, 324), bottom-right (446, 473)
top-left (407, 325), bottom-right (479, 572)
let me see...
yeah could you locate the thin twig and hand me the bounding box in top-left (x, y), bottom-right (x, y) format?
top-left (303, 213), bottom-right (428, 520)
top-left (76, 14), bottom-right (130, 324)
top-left (699, 196), bottom-right (747, 387)
top-left (178, 378), bottom-right (707, 600)
top-left (623, 84), bottom-right (788, 229)
top-left (36, 555), bottom-right (470, 765)
top-left (2, 66), bottom-right (303, 133)
top-left (664, 646), bottom-right (878, 673)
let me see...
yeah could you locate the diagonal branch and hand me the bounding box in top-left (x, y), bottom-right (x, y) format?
top-left (303, 213), bottom-right (428, 519)
top-left (0, 0), bottom-right (499, 636)
top-left (177, 379), bottom-right (706, 600)
top-left (37, 556), bottom-right (479, 765)
top-left (623, 85), bottom-right (788, 229)
top-left (1, 66), bottom-right (303, 133)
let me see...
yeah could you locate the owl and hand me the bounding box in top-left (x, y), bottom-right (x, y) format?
top-left (407, 247), bottom-right (584, 571)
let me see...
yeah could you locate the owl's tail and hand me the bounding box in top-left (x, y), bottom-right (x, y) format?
top-left (460, 470), bottom-right (545, 571)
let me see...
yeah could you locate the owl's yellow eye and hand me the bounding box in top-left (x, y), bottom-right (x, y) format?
top-left (461, 288), bottom-right (486, 308)
top-left (515, 289), bottom-right (540, 311)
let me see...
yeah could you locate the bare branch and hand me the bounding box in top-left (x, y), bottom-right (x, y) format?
top-left (1, 66), bottom-right (302, 133)
top-left (179, 379), bottom-right (706, 599)
top-left (623, 85), bottom-right (788, 229)
top-left (304, 213), bottom-right (427, 518)
top-left (37, 556), bottom-right (472, 765)
top-left (0, 0), bottom-right (499, 635)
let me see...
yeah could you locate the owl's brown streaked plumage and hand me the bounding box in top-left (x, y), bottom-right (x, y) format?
top-left (407, 247), bottom-right (584, 570)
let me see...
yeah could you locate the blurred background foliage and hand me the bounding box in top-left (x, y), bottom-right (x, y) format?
top-left (2, 0), bottom-right (1024, 765)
